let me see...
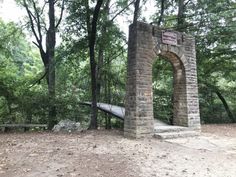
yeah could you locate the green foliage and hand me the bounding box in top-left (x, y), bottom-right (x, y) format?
top-left (193, 0), bottom-right (236, 123)
top-left (0, 19), bottom-right (45, 123)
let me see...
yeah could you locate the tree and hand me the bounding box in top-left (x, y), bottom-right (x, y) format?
top-left (85, 0), bottom-right (104, 129)
top-left (18, 0), bottom-right (65, 129)
top-left (63, 0), bottom-right (130, 129)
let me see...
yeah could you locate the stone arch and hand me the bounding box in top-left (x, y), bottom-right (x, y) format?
top-left (154, 49), bottom-right (187, 126)
top-left (124, 22), bottom-right (200, 138)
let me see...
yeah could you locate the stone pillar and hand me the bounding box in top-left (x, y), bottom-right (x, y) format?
top-left (124, 23), bottom-right (155, 138)
top-left (183, 35), bottom-right (201, 129)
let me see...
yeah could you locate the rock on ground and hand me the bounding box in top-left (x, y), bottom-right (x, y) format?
top-left (52, 119), bottom-right (81, 133)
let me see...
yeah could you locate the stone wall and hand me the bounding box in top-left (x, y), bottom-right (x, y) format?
top-left (124, 22), bottom-right (201, 138)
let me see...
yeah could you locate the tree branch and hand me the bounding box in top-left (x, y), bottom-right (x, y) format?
top-left (201, 81), bottom-right (236, 123)
top-left (184, 0), bottom-right (191, 7)
top-left (102, 43), bottom-right (127, 68)
top-left (110, 0), bottom-right (135, 22)
top-left (23, 0), bottom-right (40, 45)
top-left (55, 0), bottom-right (65, 29)
top-left (85, 0), bottom-right (91, 36)
top-left (40, 1), bottom-right (48, 16)
top-left (28, 71), bottom-right (48, 88)
top-left (32, 41), bottom-right (40, 48)
top-left (32, 0), bottom-right (43, 43)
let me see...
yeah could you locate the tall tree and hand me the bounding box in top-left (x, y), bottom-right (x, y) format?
top-left (86, 0), bottom-right (104, 129)
top-left (18, 0), bottom-right (65, 129)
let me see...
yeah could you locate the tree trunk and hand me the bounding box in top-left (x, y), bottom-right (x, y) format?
top-left (97, 0), bottom-right (110, 103)
top-left (107, 73), bottom-right (112, 129)
top-left (47, 0), bottom-right (57, 129)
top-left (88, 0), bottom-right (104, 129)
top-left (214, 90), bottom-right (235, 123)
top-left (203, 81), bottom-right (236, 123)
top-left (104, 57), bottom-right (112, 129)
top-left (157, 0), bottom-right (165, 26)
top-left (96, 47), bottom-right (104, 102)
top-left (177, 0), bottom-right (185, 31)
top-left (133, 0), bottom-right (141, 23)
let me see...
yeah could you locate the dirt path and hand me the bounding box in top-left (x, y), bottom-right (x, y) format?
top-left (0, 124), bottom-right (236, 177)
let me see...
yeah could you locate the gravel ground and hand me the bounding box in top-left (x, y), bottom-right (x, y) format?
top-left (0, 124), bottom-right (236, 177)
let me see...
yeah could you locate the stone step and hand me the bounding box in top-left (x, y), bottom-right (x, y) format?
top-left (154, 125), bottom-right (189, 133)
top-left (154, 131), bottom-right (200, 139)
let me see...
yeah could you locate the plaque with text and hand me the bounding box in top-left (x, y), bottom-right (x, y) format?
top-left (162, 31), bottom-right (177, 46)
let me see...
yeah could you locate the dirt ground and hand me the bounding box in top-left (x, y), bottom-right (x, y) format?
top-left (0, 124), bottom-right (236, 177)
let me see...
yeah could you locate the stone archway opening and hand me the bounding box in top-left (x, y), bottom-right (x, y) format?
top-left (157, 51), bottom-right (187, 127)
top-left (124, 22), bottom-right (201, 138)
top-left (152, 57), bottom-right (173, 125)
